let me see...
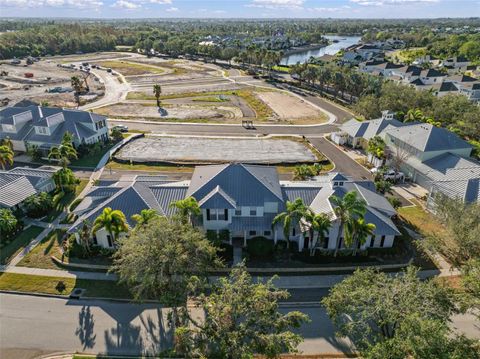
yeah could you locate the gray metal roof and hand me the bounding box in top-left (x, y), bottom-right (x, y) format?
top-left (187, 163), bottom-right (283, 207)
top-left (384, 123), bottom-right (472, 152)
top-left (230, 214), bottom-right (277, 232)
top-left (282, 186), bottom-right (321, 207)
top-left (149, 185), bottom-right (189, 216)
top-left (198, 185), bottom-right (237, 209)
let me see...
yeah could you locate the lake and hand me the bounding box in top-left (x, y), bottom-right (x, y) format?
top-left (280, 35), bottom-right (361, 65)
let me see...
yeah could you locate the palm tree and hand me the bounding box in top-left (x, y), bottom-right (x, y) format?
top-left (404, 109), bottom-right (424, 123)
top-left (131, 209), bottom-right (159, 227)
top-left (0, 145), bottom-right (14, 170)
top-left (169, 197), bottom-right (201, 225)
top-left (77, 220), bottom-right (92, 255)
top-left (153, 84), bottom-right (162, 107)
top-left (0, 136), bottom-right (13, 150)
top-left (53, 167), bottom-right (77, 193)
top-left (0, 208), bottom-right (18, 238)
top-left (345, 218), bottom-right (376, 256)
top-left (61, 131), bottom-right (74, 145)
top-left (307, 212), bottom-right (332, 256)
top-left (48, 142), bottom-right (78, 168)
top-left (330, 191), bottom-right (367, 257)
top-left (92, 207), bottom-right (128, 245)
top-left (272, 198), bottom-right (308, 250)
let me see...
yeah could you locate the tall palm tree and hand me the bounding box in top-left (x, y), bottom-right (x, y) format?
top-left (92, 207), bottom-right (128, 245)
top-left (306, 212), bottom-right (332, 256)
top-left (330, 191), bottom-right (367, 257)
top-left (153, 84), bottom-right (162, 107)
top-left (272, 198), bottom-right (308, 250)
top-left (71, 76), bottom-right (83, 108)
top-left (61, 131), bottom-right (74, 145)
top-left (345, 218), bottom-right (376, 256)
top-left (131, 208), bottom-right (159, 227)
top-left (169, 197), bottom-right (201, 225)
top-left (403, 109), bottom-right (424, 123)
top-left (48, 142), bottom-right (78, 168)
top-left (0, 145), bottom-right (14, 170)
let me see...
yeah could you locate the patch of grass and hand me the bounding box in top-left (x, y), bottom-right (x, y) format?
top-left (0, 272), bottom-right (132, 299)
top-left (70, 143), bottom-right (117, 168)
top-left (192, 96), bottom-right (230, 102)
top-left (236, 89), bottom-right (273, 120)
top-left (98, 60), bottom-right (165, 76)
top-left (17, 229), bottom-right (66, 269)
top-left (107, 160), bottom-right (195, 172)
top-left (397, 204), bottom-right (446, 239)
top-left (0, 226), bottom-right (44, 265)
top-left (273, 65), bottom-right (290, 73)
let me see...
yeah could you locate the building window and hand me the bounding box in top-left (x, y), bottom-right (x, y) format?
top-left (333, 181), bottom-right (338, 186)
top-left (338, 237), bottom-right (343, 249)
top-left (93, 235), bottom-right (98, 245)
top-left (292, 228), bottom-right (296, 236)
top-left (249, 230), bottom-right (256, 236)
top-left (235, 209), bottom-right (241, 216)
top-left (323, 237), bottom-right (329, 249)
top-left (380, 235), bottom-right (386, 247)
top-left (264, 230), bottom-right (271, 236)
top-left (370, 235), bottom-right (376, 248)
top-left (107, 235), bottom-right (113, 247)
top-left (338, 182), bottom-right (344, 186)
top-left (250, 208), bottom-right (257, 216)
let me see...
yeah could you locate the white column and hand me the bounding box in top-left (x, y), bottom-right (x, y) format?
top-left (243, 230), bottom-right (247, 247)
top-left (298, 236), bottom-right (304, 252)
top-left (274, 229), bottom-right (278, 244)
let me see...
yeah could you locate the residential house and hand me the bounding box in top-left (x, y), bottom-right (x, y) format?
top-left (69, 164), bottom-right (400, 252)
top-left (0, 166), bottom-right (57, 209)
top-left (441, 56), bottom-right (471, 71)
top-left (0, 105), bottom-right (109, 154)
top-left (331, 111), bottom-right (405, 149)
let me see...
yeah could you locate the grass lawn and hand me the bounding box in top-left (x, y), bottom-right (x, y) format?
top-left (192, 96), bottom-right (230, 102)
top-left (70, 142), bottom-right (117, 168)
top-left (98, 60), bottom-right (165, 76)
top-left (397, 203), bottom-right (446, 239)
top-left (0, 272), bottom-right (132, 299)
top-left (107, 160), bottom-right (195, 172)
top-left (44, 179), bottom-right (88, 222)
top-left (0, 226), bottom-right (44, 265)
top-left (273, 65), bottom-right (291, 73)
top-left (18, 229), bottom-right (66, 269)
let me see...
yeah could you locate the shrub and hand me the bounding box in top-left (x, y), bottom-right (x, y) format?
top-left (23, 192), bottom-right (53, 218)
top-left (218, 229), bottom-right (230, 242)
top-left (247, 236), bottom-right (274, 258)
top-left (53, 191), bottom-right (65, 206)
top-left (69, 198), bottom-right (82, 211)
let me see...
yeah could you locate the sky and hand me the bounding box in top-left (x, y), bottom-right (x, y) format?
top-left (0, 0), bottom-right (479, 19)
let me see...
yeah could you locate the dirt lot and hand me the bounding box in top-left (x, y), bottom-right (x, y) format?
top-left (93, 102), bottom-right (241, 121)
top-left (257, 91), bottom-right (327, 123)
top-left (0, 60), bottom-right (104, 108)
top-left (115, 135), bottom-right (317, 164)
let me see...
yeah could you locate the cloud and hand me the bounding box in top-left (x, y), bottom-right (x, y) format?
top-left (112, 0), bottom-right (140, 9)
top-left (213, 9), bottom-right (226, 14)
top-left (313, 5), bottom-right (351, 12)
top-left (351, 0), bottom-right (438, 5)
top-left (247, 0), bottom-right (305, 10)
top-left (0, 0), bottom-right (103, 8)
top-left (149, 0), bottom-right (172, 4)
top-left (165, 6), bottom-right (178, 11)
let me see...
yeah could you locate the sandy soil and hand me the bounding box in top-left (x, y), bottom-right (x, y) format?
top-left (257, 91), bottom-right (326, 120)
top-left (94, 102), bottom-right (241, 120)
top-left (116, 136), bottom-right (317, 164)
top-left (0, 61), bottom-right (104, 108)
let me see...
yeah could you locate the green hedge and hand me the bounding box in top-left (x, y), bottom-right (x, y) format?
top-left (247, 236), bottom-right (274, 258)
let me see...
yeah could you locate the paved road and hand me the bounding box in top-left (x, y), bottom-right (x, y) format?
top-left (308, 137), bottom-right (372, 180)
top-left (109, 119), bottom-right (337, 136)
top-left (1, 293), bottom-right (478, 359)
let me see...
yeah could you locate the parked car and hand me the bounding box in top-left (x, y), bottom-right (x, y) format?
top-left (383, 170), bottom-right (405, 181)
top-left (112, 125), bottom-right (128, 133)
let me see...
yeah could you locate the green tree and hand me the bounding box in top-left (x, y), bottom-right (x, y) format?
top-left (367, 135), bottom-right (386, 161)
top-left (111, 216), bottom-right (222, 329)
top-left (92, 207), bottom-right (128, 244)
top-left (131, 208), bottom-right (159, 227)
top-left (23, 192), bottom-right (53, 218)
top-left (305, 211), bottom-right (331, 256)
top-left (153, 84), bottom-right (162, 107)
top-left (322, 267), bottom-right (458, 356)
top-left (110, 127), bottom-right (123, 142)
top-left (169, 197), bottom-right (201, 225)
top-left (53, 167), bottom-right (78, 193)
top-left (345, 218), bottom-right (376, 255)
top-left (77, 220), bottom-right (93, 256)
top-left (330, 191), bottom-right (367, 257)
top-left (0, 208), bottom-right (18, 238)
top-left (272, 198), bottom-right (308, 250)
top-left (0, 136), bottom-right (13, 150)
top-left (176, 265), bottom-right (309, 358)
top-left (0, 145), bottom-right (14, 170)
top-left (461, 259), bottom-right (480, 318)
top-left (421, 193), bottom-right (480, 267)
top-left (48, 140), bottom-right (78, 168)
top-left (26, 144), bottom-right (42, 162)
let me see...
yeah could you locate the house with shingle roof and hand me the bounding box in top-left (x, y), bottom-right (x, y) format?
top-left (69, 164), bottom-right (400, 252)
top-left (0, 166), bottom-right (57, 209)
top-left (0, 105), bottom-right (109, 154)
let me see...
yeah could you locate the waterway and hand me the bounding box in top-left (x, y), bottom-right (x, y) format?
top-left (280, 35), bottom-right (362, 65)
